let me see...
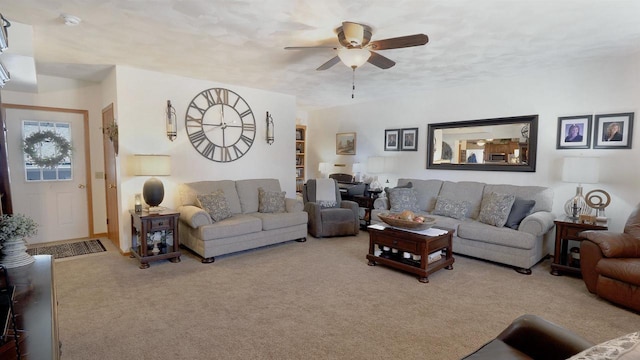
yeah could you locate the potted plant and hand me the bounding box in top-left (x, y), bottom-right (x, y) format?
top-left (0, 213), bottom-right (39, 268)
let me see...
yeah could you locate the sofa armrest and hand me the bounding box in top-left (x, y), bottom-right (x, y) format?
top-left (579, 231), bottom-right (640, 258)
top-left (177, 205), bottom-right (212, 228)
top-left (285, 197), bottom-right (303, 212)
top-left (580, 240), bottom-right (603, 293)
top-left (373, 197), bottom-right (389, 210)
top-left (304, 202), bottom-right (322, 237)
top-left (496, 314), bottom-right (593, 360)
top-left (519, 211), bottom-right (555, 236)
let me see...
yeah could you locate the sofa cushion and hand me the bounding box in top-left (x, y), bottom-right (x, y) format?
top-left (478, 192), bottom-right (516, 227)
top-left (484, 184), bottom-right (553, 213)
top-left (198, 214), bottom-right (263, 240)
top-left (258, 187), bottom-right (286, 213)
top-left (567, 332), bottom-right (640, 360)
top-left (387, 188), bottom-right (421, 213)
top-left (251, 211), bottom-right (309, 231)
top-left (433, 197), bottom-right (472, 220)
top-left (458, 221), bottom-right (537, 250)
top-left (438, 181), bottom-right (486, 219)
top-left (178, 180), bottom-right (242, 214)
top-left (398, 179), bottom-right (443, 212)
top-left (236, 179), bottom-right (283, 213)
top-left (196, 190), bottom-right (233, 222)
top-left (505, 198), bottom-right (536, 229)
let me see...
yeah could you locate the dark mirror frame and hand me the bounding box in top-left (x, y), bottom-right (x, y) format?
top-left (427, 114), bottom-right (538, 172)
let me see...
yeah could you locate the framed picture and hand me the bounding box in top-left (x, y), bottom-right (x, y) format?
top-left (384, 129), bottom-right (400, 151)
top-left (556, 115), bottom-right (592, 149)
top-left (593, 112), bottom-right (634, 149)
top-left (336, 132), bottom-right (356, 155)
top-left (400, 128), bottom-right (418, 151)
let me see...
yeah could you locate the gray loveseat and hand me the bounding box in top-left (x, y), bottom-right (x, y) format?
top-left (372, 179), bottom-right (555, 273)
top-left (177, 179), bottom-right (308, 263)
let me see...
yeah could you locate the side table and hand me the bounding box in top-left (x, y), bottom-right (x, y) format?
top-left (352, 189), bottom-right (382, 228)
top-left (130, 209), bottom-right (181, 269)
top-left (550, 217), bottom-right (608, 276)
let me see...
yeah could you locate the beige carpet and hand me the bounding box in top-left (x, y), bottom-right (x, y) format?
top-left (55, 232), bottom-right (640, 360)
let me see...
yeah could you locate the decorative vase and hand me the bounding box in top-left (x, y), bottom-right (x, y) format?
top-left (0, 236), bottom-right (35, 268)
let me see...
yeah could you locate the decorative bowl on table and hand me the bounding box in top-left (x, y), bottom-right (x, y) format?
top-left (378, 213), bottom-right (436, 231)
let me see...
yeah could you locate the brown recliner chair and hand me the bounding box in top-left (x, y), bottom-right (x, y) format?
top-left (579, 202), bottom-right (640, 312)
top-left (462, 314), bottom-right (593, 359)
top-left (302, 179), bottom-right (359, 238)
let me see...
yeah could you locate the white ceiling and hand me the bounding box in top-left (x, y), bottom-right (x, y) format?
top-left (3, 0), bottom-right (640, 111)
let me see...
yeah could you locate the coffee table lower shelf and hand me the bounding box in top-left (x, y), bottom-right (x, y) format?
top-left (367, 226), bottom-right (454, 283)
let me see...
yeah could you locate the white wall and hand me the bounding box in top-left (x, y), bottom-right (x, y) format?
top-left (114, 66), bottom-right (297, 252)
top-left (307, 54), bottom-right (640, 232)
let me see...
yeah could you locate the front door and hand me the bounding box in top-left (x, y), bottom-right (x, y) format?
top-left (3, 104), bottom-right (92, 244)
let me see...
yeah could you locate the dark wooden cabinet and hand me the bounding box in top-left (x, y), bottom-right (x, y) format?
top-left (130, 209), bottom-right (181, 269)
top-left (551, 218), bottom-right (608, 276)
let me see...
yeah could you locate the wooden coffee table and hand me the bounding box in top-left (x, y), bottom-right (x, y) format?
top-left (367, 226), bottom-right (454, 283)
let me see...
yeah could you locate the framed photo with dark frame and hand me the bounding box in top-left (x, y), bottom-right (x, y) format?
top-left (384, 129), bottom-right (400, 151)
top-left (593, 112), bottom-right (634, 149)
top-left (557, 115), bottom-right (591, 149)
top-left (336, 132), bottom-right (356, 155)
top-left (400, 128), bottom-right (418, 151)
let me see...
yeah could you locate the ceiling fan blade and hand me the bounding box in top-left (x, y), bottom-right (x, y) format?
top-left (285, 46), bottom-right (337, 50)
top-left (316, 56), bottom-right (341, 71)
top-left (368, 34), bottom-right (429, 50)
top-left (367, 52), bottom-right (395, 69)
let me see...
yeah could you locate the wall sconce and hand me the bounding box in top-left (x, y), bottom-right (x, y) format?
top-left (166, 100), bottom-right (177, 141)
top-left (266, 111), bottom-right (274, 145)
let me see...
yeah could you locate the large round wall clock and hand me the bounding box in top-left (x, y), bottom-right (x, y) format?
top-left (185, 88), bottom-right (255, 162)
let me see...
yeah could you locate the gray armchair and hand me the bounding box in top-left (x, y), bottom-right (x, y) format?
top-left (302, 179), bottom-right (359, 238)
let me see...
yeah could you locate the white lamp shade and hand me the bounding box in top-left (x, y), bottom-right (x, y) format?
top-left (562, 157), bottom-right (599, 184)
top-left (367, 156), bottom-right (385, 174)
top-left (132, 155), bottom-right (171, 176)
top-left (338, 48), bottom-right (371, 69)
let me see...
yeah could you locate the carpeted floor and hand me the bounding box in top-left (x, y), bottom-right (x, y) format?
top-left (27, 239), bottom-right (106, 259)
top-left (54, 232), bottom-right (640, 360)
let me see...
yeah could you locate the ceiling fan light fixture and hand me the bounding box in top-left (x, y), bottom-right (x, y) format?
top-left (338, 48), bottom-right (370, 69)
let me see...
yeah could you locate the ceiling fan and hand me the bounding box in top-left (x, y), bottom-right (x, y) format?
top-left (285, 21), bottom-right (429, 71)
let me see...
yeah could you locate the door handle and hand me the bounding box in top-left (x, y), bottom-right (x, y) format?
top-left (78, 184), bottom-right (86, 189)
top-left (109, 184), bottom-right (117, 189)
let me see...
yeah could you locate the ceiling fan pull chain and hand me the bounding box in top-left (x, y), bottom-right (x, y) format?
top-left (351, 67), bottom-right (356, 99)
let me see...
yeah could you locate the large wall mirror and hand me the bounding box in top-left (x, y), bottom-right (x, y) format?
top-left (427, 115), bottom-right (538, 172)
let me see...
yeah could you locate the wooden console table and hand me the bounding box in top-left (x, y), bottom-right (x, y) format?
top-left (0, 255), bottom-right (60, 359)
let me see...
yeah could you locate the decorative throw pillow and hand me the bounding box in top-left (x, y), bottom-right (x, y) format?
top-left (258, 187), bottom-right (286, 213)
top-left (196, 190), bottom-right (232, 222)
top-left (478, 192), bottom-right (516, 227)
top-left (505, 198), bottom-right (536, 229)
top-left (432, 197), bottom-right (471, 220)
top-left (387, 187), bottom-right (421, 213)
top-left (567, 331), bottom-right (640, 360)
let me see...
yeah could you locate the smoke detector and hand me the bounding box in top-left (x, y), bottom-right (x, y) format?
top-left (60, 14), bottom-right (81, 26)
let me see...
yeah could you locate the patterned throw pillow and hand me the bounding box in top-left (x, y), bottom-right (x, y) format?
top-left (196, 190), bottom-right (232, 222)
top-left (387, 187), bottom-right (421, 213)
top-left (432, 197), bottom-right (471, 220)
top-left (258, 187), bottom-right (286, 213)
top-left (478, 192), bottom-right (516, 227)
top-left (567, 332), bottom-right (640, 360)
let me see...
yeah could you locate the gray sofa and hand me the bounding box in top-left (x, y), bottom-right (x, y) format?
top-left (177, 179), bottom-right (308, 263)
top-left (372, 179), bottom-right (555, 273)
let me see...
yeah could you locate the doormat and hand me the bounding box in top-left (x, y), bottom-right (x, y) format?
top-left (27, 239), bottom-right (107, 259)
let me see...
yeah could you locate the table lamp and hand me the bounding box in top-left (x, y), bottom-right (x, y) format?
top-left (561, 156), bottom-right (599, 219)
top-left (132, 154), bottom-right (171, 212)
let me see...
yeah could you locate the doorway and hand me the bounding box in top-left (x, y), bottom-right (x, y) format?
top-left (2, 104), bottom-right (94, 244)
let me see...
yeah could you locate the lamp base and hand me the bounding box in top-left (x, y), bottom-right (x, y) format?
top-left (143, 177), bottom-right (165, 208)
top-left (563, 185), bottom-right (592, 218)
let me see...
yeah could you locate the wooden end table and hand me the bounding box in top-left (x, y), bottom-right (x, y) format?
top-left (367, 226), bottom-right (454, 283)
top-left (550, 217), bottom-right (608, 276)
top-left (130, 209), bottom-right (181, 269)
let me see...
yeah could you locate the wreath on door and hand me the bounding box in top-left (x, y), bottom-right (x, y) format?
top-left (23, 130), bottom-right (72, 168)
